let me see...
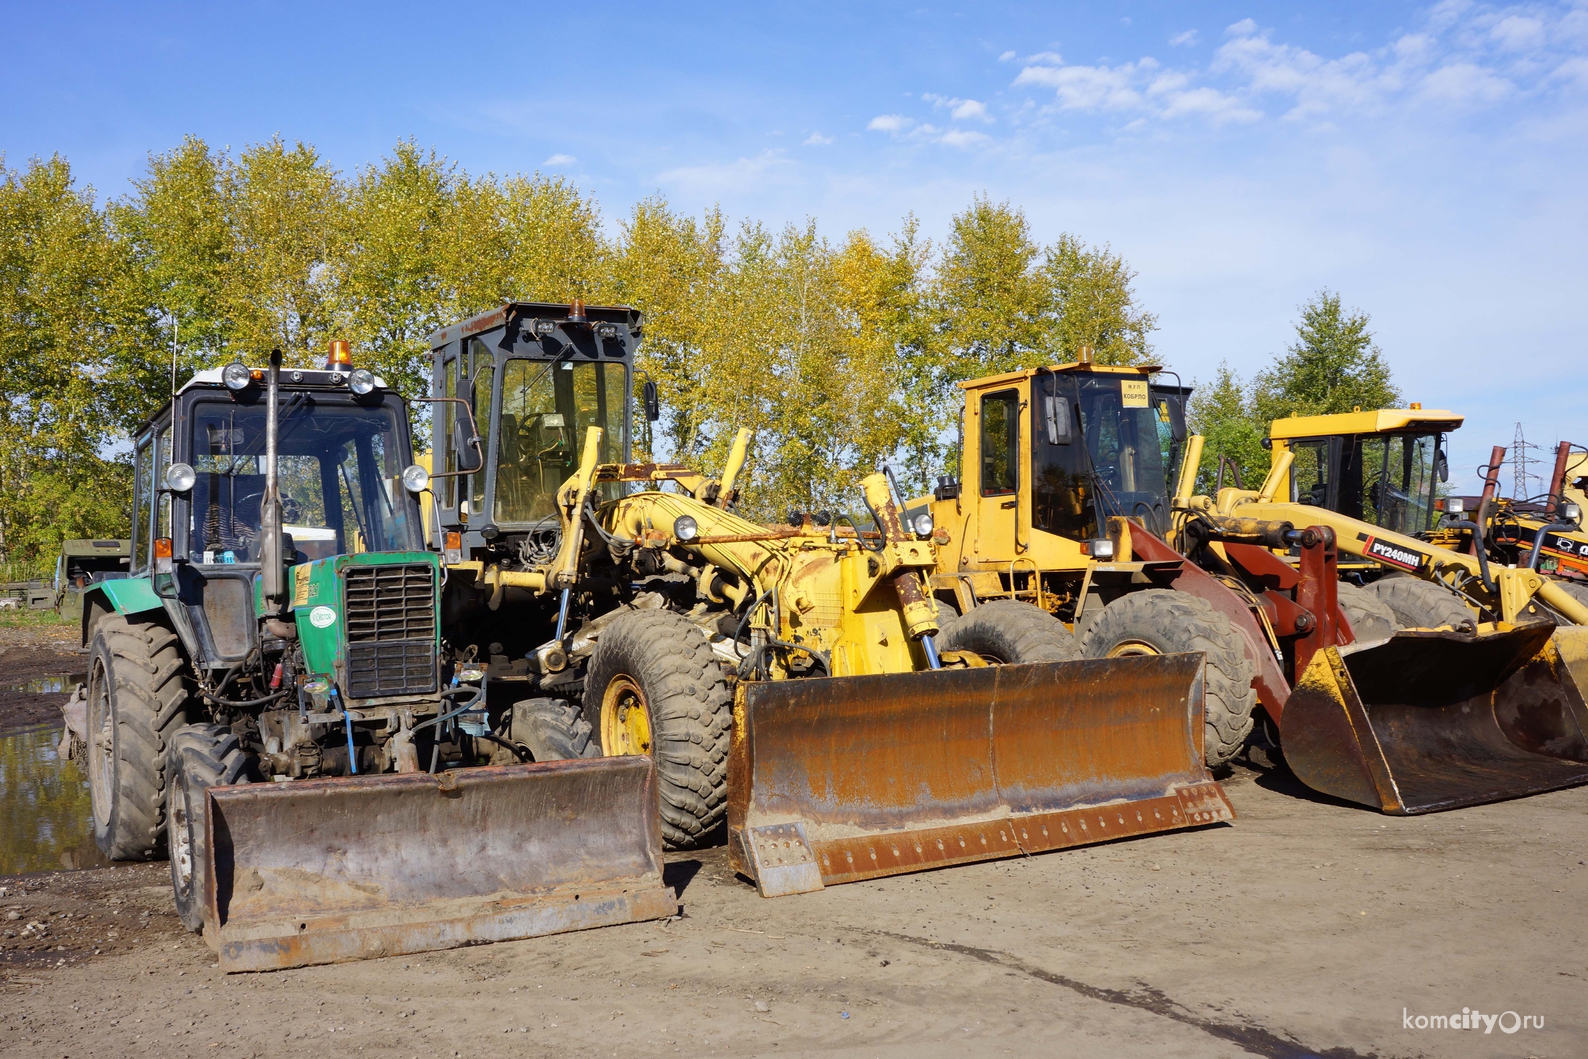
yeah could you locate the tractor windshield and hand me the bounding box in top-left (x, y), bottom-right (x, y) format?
top-left (187, 396), bottom-right (417, 564)
top-left (489, 358), bottom-right (626, 525)
top-left (1032, 372), bottom-right (1180, 539)
top-left (1289, 431), bottom-right (1444, 537)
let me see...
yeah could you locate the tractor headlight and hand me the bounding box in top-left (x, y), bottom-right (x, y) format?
top-left (1443, 497), bottom-right (1465, 516)
top-left (164, 462), bottom-right (197, 493)
top-left (222, 362), bottom-right (252, 391)
top-left (1564, 502), bottom-right (1582, 524)
top-left (911, 512), bottom-right (934, 537)
top-left (348, 368), bottom-right (378, 395)
top-left (673, 515), bottom-right (699, 542)
top-left (401, 464), bottom-right (430, 493)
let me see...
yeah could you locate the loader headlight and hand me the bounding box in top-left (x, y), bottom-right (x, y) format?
top-left (164, 462), bottom-right (196, 493)
top-left (911, 512), bottom-right (934, 537)
top-left (672, 515), bottom-right (699, 542)
top-left (1443, 497), bottom-right (1465, 516)
top-left (222, 362), bottom-right (252, 391)
top-left (1564, 502), bottom-right (1582, 524)
top-left (348, 368), bottom-right (378, 395)
top-left (401, 464), bottom-right (430, 493)
top-left (1088, 538), bottom-right (1115, 560)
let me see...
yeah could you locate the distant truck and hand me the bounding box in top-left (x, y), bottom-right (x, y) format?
top-left (54, 539), bottom-right (132, 621)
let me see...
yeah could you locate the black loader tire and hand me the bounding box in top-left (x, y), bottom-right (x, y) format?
top-left (511, 697), bottom-right (598, 761)
top-left (1079, 589), bottom-right (1258, 768)
top-left (938, 599), bottom-right (1082, 663)
top-left (1367, 577), bottom-right (1475, 631)
top-left (1336, 582), bottom-right (1397, 643)
top-left (165, 724), bottom-right (248, 932)
top-left (582, 610), bottom-right (733, 850)
top-left (87, 614), bottom-right (192, 860)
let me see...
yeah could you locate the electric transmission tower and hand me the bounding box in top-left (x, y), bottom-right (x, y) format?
top-left (1512, 422), bottom-right (1543, 499)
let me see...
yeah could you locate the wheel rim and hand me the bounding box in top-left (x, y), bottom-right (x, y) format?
top-left (87, 658), bottom-right (114, 816)
top-left (1105, 639), bottom-right (1161, 658)
top-left (170, 764), bottom-right (193, 894)
top-left (600, 675), bottom-right (653, 757)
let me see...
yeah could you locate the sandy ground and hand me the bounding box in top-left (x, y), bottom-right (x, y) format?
top-left (2, 761), bottom-right (1583, 1059)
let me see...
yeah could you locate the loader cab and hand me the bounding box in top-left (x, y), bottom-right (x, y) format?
top-left (428, 301), bottom-right (641, 555)
top-left (937, 361), bottom-right (1188, 581)
top-left (123, 364), bottom-right (424, 669)
top-left (1268, 408), bottom-right (1463, 539)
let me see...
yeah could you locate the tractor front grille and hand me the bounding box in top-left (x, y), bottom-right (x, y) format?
top-left (343, 563), bottom-right (437, 699)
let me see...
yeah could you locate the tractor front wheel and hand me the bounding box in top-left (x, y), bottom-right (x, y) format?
top-left (582, 611), bottom-right (733, 850)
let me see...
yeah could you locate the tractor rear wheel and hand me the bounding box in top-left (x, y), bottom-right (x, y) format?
top-left (1367, 577), bottom-right (1475, 631)
top-left (582, 610), bottom-right (733, 850)
top-left (938, 599), bottom-right (1081, 663)
top-left (1336, 582), bottom-right (1397, 642)
top-left (88, 615), bottom-right (192, 860)
top-left (1079, 589), bottom-right (1257, 768)
top-left (165, 724), bottom-right (248, 932)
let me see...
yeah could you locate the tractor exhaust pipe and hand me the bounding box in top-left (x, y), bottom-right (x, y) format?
top-left (260, 349), bottom-right (285, 610)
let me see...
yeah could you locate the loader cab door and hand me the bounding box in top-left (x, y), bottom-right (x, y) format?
top-left (973, 387), bottom-right (1024, 560)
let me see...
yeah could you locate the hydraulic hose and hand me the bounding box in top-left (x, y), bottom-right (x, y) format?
top-left (1526, 521), bottom-right (1579, 571)
top-left (1444, 520), bottom-right (1496, 593)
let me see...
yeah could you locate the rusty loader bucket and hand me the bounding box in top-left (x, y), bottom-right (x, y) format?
top-left (1281, 623), bottom-right (1588, 814)
top-left (202, 755), bottom-right (678, 972)
top-left (727, 655), bottom-right (1234, 897)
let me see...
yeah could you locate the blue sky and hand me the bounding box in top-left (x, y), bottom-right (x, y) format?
top-left (5, 1), bottom-right (1587, 492)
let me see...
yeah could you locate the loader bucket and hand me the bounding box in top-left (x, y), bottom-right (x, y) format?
top-left (1281, 623), bottom-right (1588, 814)
top-left (727, 655), bottom-right (1233, 897)
top-left (202, 756), bottom-right (677, 972)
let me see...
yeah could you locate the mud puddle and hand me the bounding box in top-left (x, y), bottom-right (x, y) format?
top-left (0, 725), bottom-right (113, 875)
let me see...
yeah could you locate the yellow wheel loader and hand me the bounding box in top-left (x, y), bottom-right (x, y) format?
top-left (923, 353), bottom-right (1588, 813)
top-left (423, 303), bottom-right (1233, 898)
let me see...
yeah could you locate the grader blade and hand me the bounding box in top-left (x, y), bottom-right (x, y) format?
top-left (202, 756), bottom-right (677, 972)
top-left (727, 655), bottom-right (1233, 897)
top-left (1281, 623), bottom-right (1588, 814)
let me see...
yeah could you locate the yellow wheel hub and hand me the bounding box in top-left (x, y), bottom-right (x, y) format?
top-left (1106, 640), bottom-right (1161, 658)
top-left (601, 675), bottom-right (653, 757)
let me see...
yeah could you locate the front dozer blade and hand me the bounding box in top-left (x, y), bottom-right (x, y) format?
top-left (1282, 623), bottom-right (1588, 814)
top-left (202, 756), bottom-right (677, 972)
top-left (727, 656), bottom-right (1233, 897)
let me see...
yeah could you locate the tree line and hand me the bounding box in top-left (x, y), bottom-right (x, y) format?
top-left (1, 135), bottom-right (1390, 568)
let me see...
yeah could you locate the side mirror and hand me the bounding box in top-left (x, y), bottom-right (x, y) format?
top-left (643, 379), bottom-right (660, 423)
top-left (1434, 448), bottom-right (1449, 483)
top-left (452, 416), bottom-right (484, 474)
top-left (1165, 398), bottom-right (1187, 442)
top-left (1042, 394), bottom-right (1072, 445)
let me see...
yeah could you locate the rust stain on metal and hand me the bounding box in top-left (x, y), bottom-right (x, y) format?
top-left (203, 756), bottom-right (675, 972)
top-left (728, 655), bottom-right (1234, 894)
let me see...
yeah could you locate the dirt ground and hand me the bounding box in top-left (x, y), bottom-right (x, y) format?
top-left (1, 761), bottom-right (1582, 1059)
top-left (0, 619), bottom-right (84, 734)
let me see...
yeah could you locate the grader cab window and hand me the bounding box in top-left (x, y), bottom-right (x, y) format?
top-left (1288, 432), bottom-right (1443, 537)
top-left (980, 391), bottom-right (1019, 496)
top-left (492, 358), bottom-right (627, 524)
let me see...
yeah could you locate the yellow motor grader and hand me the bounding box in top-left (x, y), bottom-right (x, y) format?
top-left (423, 302), bottom-right (1234, 898)
top-left (922, 353), bottom-right (1588, 814)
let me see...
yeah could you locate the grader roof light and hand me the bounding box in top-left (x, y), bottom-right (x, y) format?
top-left (223, 362), bottom-right (252, 391)
top-left (348, 368), bottom-right (378, 396)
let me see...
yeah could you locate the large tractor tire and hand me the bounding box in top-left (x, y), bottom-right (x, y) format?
top-left (165, 724), bottom-right (248, 932)
top-left (582, 610), bottom-right (733, 850)
top-left (938, 599), bottom-right (1082, 663)
top-left (1079, 589), bottom-right (1258, 768)
top-left (510, 697), bottom-right (598, 761)
top-left (1336, 582), bottom-right (1397, 643)
top-left (87, 615), bottom-right (192, 860)
top-left (1367, 577), bottom-right (1475, 631)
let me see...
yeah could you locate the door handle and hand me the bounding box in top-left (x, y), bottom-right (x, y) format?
top-left (1000, 500), bottom-right (1017, 509)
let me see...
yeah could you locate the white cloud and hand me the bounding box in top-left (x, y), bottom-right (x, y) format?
top-left (938, 128), bottom-right (990, 148)
top-left (542, 153), bottom-right (575, 166)
top-left (1226, 18), bottom-right (1257, 37)
top-left (1419, 62), bottom-right (1514, 104)
top-left (999, 50), bottom-right (1017, 61)
top-left (1170, 30), bottom-right (1199, 47)
top-left (952, 98), bottom-right (991, 122)
top-left (1015, 60), bottom-right (1148, 111)
top-left (1027, 51), bottom-right (1064, 64)
top-left (1490, 15), bottom-right (1545, 51)
top-left (803, 131), bottom-right (834, 145)
top-left (655, 150), bottom-right (790, 193)
top-left (1159, 86), bottom-right (1261, 123)
top-left (868, 114), bottom-right (910, 132)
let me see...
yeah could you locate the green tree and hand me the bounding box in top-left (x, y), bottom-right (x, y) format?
top-left (1043, 234), bottom-right (1156, 365)
top-left (1251, 290), bottom-right (1399, 425)
top-left (1186, 361), bottom-right (1268, 492)
top-left (935, 196), bottom-right (1050, 382)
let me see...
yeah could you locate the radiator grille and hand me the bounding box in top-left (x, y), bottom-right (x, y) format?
top-left (342, 563), bottom-right (437, 698)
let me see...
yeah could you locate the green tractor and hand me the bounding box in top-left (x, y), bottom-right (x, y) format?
top-left (80, 343), bottom-right (672, 971)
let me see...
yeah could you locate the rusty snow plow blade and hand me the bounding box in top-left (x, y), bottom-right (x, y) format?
top-left (201, 756), bottom-right (677, 972)
top-left (727, 655), bottom-right (1233, 897)
top-left (1281, 623), bottom-right (1588, 815)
